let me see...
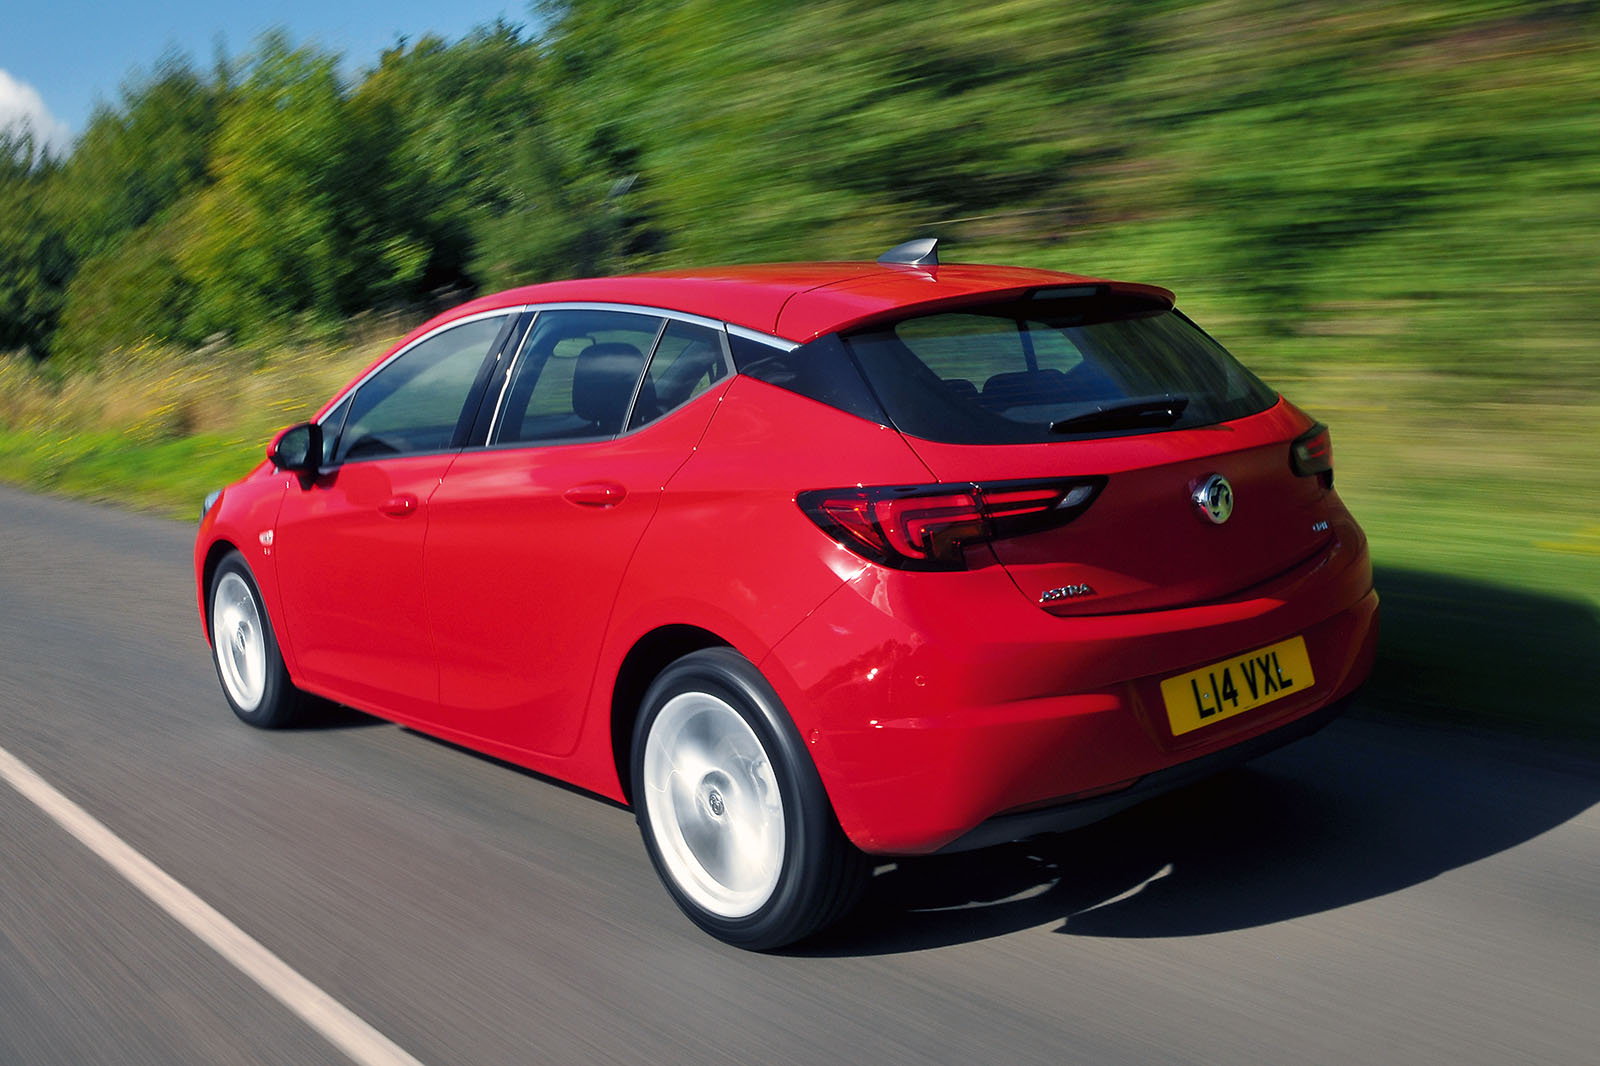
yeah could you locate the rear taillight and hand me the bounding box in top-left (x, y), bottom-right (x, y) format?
top-left (797, 478), bottom-right (1104, 571)
top-left (1290, 422), bottom-right (1333, 488)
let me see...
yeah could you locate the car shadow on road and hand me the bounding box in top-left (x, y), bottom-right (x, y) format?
top-left (282, 698), bottom-right (388, 730)
top-left (1361, 565), bottom-right (1600, 747)
top-left (799, 568), bottom-right (1600, 957)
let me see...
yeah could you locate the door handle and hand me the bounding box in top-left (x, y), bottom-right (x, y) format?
top-left (378, 493), bottom-right (419, 517)
top-left (563, 482), bottom-right (627, 508)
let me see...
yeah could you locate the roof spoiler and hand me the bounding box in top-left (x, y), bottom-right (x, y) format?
top-left (877, 238), bottom-right (940, 268)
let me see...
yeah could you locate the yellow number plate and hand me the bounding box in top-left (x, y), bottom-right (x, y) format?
top-left (1160, 636), bottom-right (1314, 736)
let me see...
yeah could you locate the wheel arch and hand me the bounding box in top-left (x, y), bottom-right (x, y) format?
top-left (200, 539), bottom-right (246, 644)
top-left (610, 624), bottom-right (730, 804)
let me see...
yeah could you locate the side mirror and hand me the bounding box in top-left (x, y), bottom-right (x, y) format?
top-left (267, 422), bottom-right (324, 475)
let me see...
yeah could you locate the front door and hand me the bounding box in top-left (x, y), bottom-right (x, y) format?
top-left (272, 312), bottom-right (512, 720)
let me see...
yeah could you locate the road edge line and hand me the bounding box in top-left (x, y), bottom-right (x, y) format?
top-left (0, 742), bottom-right (428, 1066)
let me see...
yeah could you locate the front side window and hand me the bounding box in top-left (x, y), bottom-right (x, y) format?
top-left (495, 310), bottom-right (665, 444)
top-left (333, 315), bottom-right (507, 463)
top-left (317, 394), bottom-right (352, 466)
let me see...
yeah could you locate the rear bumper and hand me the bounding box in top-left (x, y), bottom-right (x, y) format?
top-left (762, 520), bottom-right (1378, 855)
top-left (935, 692), bottom-right (1354, 853)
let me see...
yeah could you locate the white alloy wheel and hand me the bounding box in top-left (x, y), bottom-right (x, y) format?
top-left (212, 571), bottom-right (267, 712)
top-left (641, 690), bottom-right (786, 918)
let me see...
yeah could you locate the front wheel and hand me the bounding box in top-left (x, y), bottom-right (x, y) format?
top-left (208, 553), bottom-right (307, 728)
top-left (631, 648), bottom-right (866, 950)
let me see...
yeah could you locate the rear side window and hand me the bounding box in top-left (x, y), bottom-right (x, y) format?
top-left (495, 309), bottom-right (665, 444)
top-left (840, 299), bottom-right (1277, 444)
top-left (628, 319), bottom-right (729, 430)
top-left (730, 332), bottom-right (887, 424)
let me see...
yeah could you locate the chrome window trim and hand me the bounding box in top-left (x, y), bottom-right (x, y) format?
top-left (484, 307), bottom-right (540, 444)
top-left (319, 306), bottom-right (796, 441)
top-left (618, 316), bottom-right (673, 435)
top-left (508, 301), bottom-right (730, 332)
top-left (307, 303), bottom-right (786, 464)
top-left (482, 302), bottom-right (747, 450)
top-left (726, 323), bottom-right (800, 352)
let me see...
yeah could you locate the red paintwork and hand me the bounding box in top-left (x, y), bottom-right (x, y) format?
top-left (908, 400), bottom-right (1336, 617)
top-left (196, 258), bottom-right (1377, 856)
top-left (763, 489), bottom-right (1376, 853)
top-left (271, 453), bottom-right (453, 718)
top-left (420, 391), bottom-right (725, 757)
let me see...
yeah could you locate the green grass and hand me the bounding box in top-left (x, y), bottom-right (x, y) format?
top-left (1283, 362), bottom-right (1598, 751)
top-left (0, 322), bottom-right (394, 518)
top-left (0, 428), bottom-right (268, 519)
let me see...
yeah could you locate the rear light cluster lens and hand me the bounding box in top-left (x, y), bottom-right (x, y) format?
top-left (798, 478), bottom-right (1104, 571)
top-left (1290, 422), bottom-right (1333, 488)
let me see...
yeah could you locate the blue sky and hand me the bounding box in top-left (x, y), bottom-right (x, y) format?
top-left (1, 0), bottom-right (532, 153)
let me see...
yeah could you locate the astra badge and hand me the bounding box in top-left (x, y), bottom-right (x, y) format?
top-left (1040, 583), bottom-right (1096, 604)
top-left (1193, 474), bottom-right (1234, 525)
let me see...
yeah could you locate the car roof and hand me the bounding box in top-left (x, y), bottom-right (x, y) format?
top-left (408, 261), bottom-right (1176, 346)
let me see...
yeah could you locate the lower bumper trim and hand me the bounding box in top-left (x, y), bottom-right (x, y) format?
top-left (933, 694), bottom-right (1354, 854)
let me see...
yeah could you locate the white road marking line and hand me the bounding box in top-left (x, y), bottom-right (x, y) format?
top-left (0, 743), bottom-right (428, 1066)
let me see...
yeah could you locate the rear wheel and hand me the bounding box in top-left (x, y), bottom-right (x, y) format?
top-left (208, 553), bottom-right (306, 728)
top-left (631, 648), bottom-right (865, 950)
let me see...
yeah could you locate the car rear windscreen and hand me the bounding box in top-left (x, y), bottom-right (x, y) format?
top-left (834, 296), bottom-right (1279, 444)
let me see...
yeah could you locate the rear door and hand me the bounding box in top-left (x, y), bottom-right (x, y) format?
top-left (422, 310), bottom-right (730, 756)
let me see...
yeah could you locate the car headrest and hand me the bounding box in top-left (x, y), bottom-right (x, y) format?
top-left (981, 368), bottom-right (1072, 409)
top-left (572, 342), bottom-right (653, 430)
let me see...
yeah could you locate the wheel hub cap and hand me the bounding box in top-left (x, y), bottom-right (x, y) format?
top-left (642, 692), bottom-right (785, 919)
top-left (212, 572), bottom-right (267, 713)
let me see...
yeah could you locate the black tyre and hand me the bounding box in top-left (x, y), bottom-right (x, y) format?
top-left (630, 648), bottom-right (867, 950)
top-left (208, 553), bottom-right (307, 728)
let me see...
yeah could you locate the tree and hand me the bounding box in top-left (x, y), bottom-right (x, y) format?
top-left (176, 34), bottom-right (435, 339)
top-left (58, 56), bottom-right (221, 261)
top-left (355, 23), bottom-right (544, 294)
top-left (0, 132), bottom-right (72, 358)
top-left (46, 58), bottom-right (222, 363)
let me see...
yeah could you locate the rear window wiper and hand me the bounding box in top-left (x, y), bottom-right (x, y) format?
top-left (1049, 395), bottom-right (1189, 434)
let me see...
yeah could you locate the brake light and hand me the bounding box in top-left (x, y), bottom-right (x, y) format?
top-left (797, 478), bottom-right (1104, 571)
top-left (1290, 422), bottom-right (1333, 488)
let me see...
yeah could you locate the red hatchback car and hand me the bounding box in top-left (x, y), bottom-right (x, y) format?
top-left (196, 240), bottom-right (1377, 948)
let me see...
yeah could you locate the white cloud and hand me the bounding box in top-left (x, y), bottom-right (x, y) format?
top-left (0, 69), bottom-right (72, 156)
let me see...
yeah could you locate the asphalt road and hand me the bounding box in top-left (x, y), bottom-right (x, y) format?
top-left (1, 483), bottom-right (1595, 1066)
